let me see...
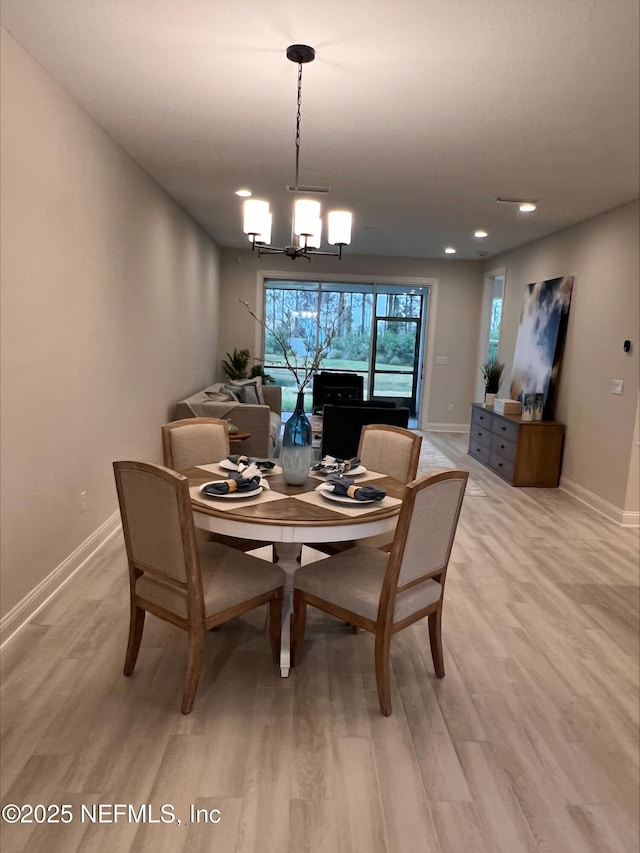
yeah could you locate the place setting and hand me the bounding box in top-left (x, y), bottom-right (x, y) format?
top-left (190, 466), bottom-right (288, 511)
top-left (198, 453), bottom-right (283, 478)
top-left (294, 473), bottom-right (402, 516)
top-left (309, 455), bottom-right (385, 482)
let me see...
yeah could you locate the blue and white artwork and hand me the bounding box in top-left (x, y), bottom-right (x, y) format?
top-left (509, 276), bottom-right (573, 420)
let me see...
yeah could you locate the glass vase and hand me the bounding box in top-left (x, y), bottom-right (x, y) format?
top-left (281, 390), bottom-right (313, 485)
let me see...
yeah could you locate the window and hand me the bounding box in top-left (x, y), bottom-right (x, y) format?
top-left (262, 279), bottom-right (429, 415)
top-left (486, 274), bottom-right (504, 362)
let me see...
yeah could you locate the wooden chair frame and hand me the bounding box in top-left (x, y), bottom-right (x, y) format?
top-left (358, 423), bottom-right (422, 483)
top-left (310, 424), bottom-right (423, 558)
top-left (161, 417), bottom-right (230, 470)
top-left (161, 417), bottom-right (271, 557)
top-left (292, 469), bottom-right (468, 716)
top-left (114, 460), bottom-right (283, 714)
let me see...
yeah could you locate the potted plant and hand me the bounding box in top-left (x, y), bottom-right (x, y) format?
top-left (480, 358), bottom-right (505, 407)
top-left (221, 348), bottom-right (273, 383)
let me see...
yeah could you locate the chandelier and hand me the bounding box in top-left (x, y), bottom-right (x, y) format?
top-left (242, 44), bottom-right (353, 261)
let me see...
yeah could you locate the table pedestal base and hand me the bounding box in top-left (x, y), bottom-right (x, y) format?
top-left (273, 542), bottom-right (302, 676)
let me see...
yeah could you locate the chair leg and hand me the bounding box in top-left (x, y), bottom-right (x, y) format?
top-left (269, 592), bottom-right (282, 664)
top-left (291, 591), bottom-right (307, 667)
top-left (181, 628), bottom-right (205, 715)
top-left (428, 607), bottom-right (445, 678)
top-left (374, 630), bottom-right (393, 716)
top-left (123, 605), bottom-right (146, 676)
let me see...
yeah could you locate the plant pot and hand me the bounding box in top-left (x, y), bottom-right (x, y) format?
top-left (484, 392), bottom-right (497, 408)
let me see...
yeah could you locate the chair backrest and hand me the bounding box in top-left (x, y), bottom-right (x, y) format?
top-left (113, 461), bottom-right (201, 597)
top-left (312, 372), bottom-right (364, 414)
top-left (320, 404), bottom-right (410, 459)
top-left (358, 424), bottom-right (422, 483)
top-left (386, 469), bottom-right (468, 592)
top-left (162, 417), bottom-right (230, 470)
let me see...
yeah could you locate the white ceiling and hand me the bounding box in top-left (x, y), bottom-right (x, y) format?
top-left (2, 0), bottom-right (638, 260)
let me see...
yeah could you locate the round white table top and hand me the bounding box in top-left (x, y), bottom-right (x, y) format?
top-left (187, 465), bottom-right (404, 544)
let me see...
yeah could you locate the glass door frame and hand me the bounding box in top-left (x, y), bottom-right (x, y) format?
top-left (256, 270), bottom-right (436, 424)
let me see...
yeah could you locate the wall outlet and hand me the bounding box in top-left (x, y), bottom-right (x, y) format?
top-left (612, 379), bottom-right (624, 395)
top-left (435, 356), bottom-right (448, 365)
top-left (80, 490), bottom-right (87, 512)
top-left (448, 402), bottom-right (455, 412)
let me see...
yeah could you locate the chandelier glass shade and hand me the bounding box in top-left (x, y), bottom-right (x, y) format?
top-left (242, 45), bottom-right (352, 261)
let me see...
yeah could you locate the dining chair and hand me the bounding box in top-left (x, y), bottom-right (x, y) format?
top-left (162, 417), bottom-right (271, 557)
top-left (161, 417), bottom-right (230, 471)
top-left (113, 460), bottom-right (284, 714)
top-left (292, 469), bottom-right (468, 716)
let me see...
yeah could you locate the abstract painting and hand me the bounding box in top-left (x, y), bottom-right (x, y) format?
top-left (509, 276), bottom-right (573, 420)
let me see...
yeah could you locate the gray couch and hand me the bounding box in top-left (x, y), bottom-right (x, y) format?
top-left (173, 383), bottom-right (282, 458)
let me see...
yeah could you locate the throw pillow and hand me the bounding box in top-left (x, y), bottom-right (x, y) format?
top-left (223, 382), bottom-right (260, 405)
top-left (225, 377), bottom-right (265, 405)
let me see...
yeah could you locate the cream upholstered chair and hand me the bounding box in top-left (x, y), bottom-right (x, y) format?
top-left (162, 417), bottom-right (270, 556)
top-left (113, 461), bottom-right (284, 714)
top-left (161, 417), bottom-right (230, 471)
top-left (292, 469), bottom-right (468, 716)
top-left (311, 425), bottom-right (422, 557)
top-left (358, 424), bottom-right (422, 485)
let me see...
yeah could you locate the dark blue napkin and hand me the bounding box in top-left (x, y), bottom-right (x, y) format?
top-left (202, 474), bottom-right (262, 496)
top-left (324, 474), bottom-right (385, 501)
top-left (312, 456), bottom-right (361, 473)
top-left (228, 454), bottom-right (275, 471)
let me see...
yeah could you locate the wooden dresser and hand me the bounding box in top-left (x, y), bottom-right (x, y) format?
top-left (468, 403), bottom-right (565, 487)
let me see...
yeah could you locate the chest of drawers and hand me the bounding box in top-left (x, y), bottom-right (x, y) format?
top-left (468, 403), bottom-right (564, 487)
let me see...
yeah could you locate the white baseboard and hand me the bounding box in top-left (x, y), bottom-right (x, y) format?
top-left (559, 477), bottom-right (640, 527)
top-left (420, 423), bottom-right (470, 433)
top-left (0, 511), bottom-right (122, 649)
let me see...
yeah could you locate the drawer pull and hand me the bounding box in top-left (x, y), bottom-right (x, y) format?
top-left (475, 447), bottom-right (481, 453)
top-left (478, 431), bottom-right (483, 437)
top-left (500, 425), bottom-right (507, 431)
top-left (500, 443), bottom-right (505, 449)
top-left (498, 462), bottom-right (503, 467)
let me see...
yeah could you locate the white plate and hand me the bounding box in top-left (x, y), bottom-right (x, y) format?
top-left (317, 465), bottom-right (367, 477)
top-left (219, 458), bottom-right (281, 475)
top-left (320, 490), bottom-right (378, 505)
top-left (200, 481), bottom-right (263, 499)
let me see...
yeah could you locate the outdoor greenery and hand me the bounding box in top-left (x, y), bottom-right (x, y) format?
top-left (260, 283), bottom-right (423, 411)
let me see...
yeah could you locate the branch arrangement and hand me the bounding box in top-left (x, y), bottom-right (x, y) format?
top-left (239, 299), bottom-right (344, 391)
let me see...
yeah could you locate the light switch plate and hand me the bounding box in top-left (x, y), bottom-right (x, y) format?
top-left (435, 356), bottom-right (448, 365)
top-left (612, 379), bottom-right (624, 395)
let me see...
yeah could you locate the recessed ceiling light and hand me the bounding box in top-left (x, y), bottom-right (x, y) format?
top-left (518, 202), bottom-right (536, 213)
top-left (444, 246), bottom-right (456, 254)
top-left (474, 230), bottom-right (488, 238)
top-left (235, 188), bottom-right (252, 198)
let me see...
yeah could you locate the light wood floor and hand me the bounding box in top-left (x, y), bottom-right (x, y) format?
top-left (1, 433), bottom-right (638, 852)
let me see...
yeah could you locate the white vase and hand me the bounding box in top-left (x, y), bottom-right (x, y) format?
top-left (484, 392), bottom-right (496, 408)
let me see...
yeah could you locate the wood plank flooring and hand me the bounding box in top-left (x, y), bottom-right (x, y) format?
top-left (1, 433), bottom-right (638, 852)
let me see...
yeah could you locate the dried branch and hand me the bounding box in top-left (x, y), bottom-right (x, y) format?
top-left (239, 298), bottom-right (344, 391)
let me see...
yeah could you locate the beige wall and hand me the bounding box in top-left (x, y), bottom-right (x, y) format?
top-left (487, 201), bottom-right (640, 512)
top-left (219, 249), bottom-right (484, 427)
top-left (0, 30), bottom-right (221, 618)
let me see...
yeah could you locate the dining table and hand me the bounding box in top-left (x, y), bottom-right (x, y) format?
top-left (186, 460), bottom-right (405, 676)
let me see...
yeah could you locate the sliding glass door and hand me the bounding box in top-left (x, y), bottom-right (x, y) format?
top-left (263, 279), bottom-right (429, 415)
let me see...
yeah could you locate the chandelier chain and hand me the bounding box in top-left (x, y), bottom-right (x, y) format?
top-left (294, 61), bottom-right (303, 193)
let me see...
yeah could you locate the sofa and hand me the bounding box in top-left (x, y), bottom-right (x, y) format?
top-left (173, 380), bottom-right (282, 458)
